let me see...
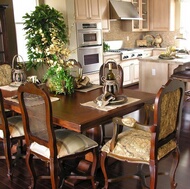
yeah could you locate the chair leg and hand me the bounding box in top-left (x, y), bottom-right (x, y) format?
top-left (100, 151), bottom-right (109, 189)
top-left (170, 148), bottom-right (180, 189)
top-left (12, 139), bottom-right (25, 166)
top-left (26, 150), bottom-right (36, 189)
top-left (135, 164), bottom-right (149, 188)
top-left (149, 160), bottom-right (158, 189)
top-left (3, 138), bottom-right (12, 180)
top-left (90, 148), bottom-right (98, 189)
top-left (49, 158), bottom-right (59, 189)
top-left (101, 124), bottom-right (106, 145)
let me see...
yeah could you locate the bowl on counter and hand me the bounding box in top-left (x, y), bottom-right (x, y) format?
top-left (104, 40), bottom-right (123, 50)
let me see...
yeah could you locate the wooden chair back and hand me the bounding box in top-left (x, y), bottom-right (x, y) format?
top-left (0, 64), bottom-right (12, 86)
top-left (17, 83), bottom-right (56, 157)
top-left (153, 78), bottom-right (184, 152)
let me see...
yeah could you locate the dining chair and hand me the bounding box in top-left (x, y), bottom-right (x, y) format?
top-left (0, 89), bottom-right (25, 180)
top-left (17, 82), bottom-right (98, 189)
top-left (0, 63), bottom-right (17, 116)
top-left (68, 58), bottom-right (82, 68)
top-left (0, 64), bottom-right (12, 86)
top-left (99, 60), bottom-right (124, 145)
top-left (100, 78), bottom-right (185, 189)
top-left (68, 58), bottom-right (82, 78)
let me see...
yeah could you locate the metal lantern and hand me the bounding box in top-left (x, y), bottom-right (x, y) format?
top-left (12, 55), bottom-right (26, 83)
top-left (101, 59), bottom-right (120, 95)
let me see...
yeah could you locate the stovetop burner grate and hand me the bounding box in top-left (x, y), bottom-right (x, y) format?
top-left (107, 48), bottom-right (135, 53)
top-left (107, 48), bottom-right (144, 60)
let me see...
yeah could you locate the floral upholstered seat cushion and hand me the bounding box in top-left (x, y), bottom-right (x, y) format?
top-left (101, 129), bottom-right (176, 163)
top-left (102, 88), bottom-right (180, 163)
top-left (0, 64), bottom-right (12, 86)
top-left (30, 129), bottom-right (98, 159)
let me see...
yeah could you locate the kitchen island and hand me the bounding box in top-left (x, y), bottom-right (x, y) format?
top-left (139, 55), bottom-right (190, 93)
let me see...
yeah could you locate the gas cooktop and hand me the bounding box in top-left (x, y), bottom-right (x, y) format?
top-left (107, 48), bottom-right (144, 60)
top-left (107, 48), bottom-right (134, 52)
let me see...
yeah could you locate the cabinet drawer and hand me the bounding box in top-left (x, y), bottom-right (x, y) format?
top-left (84, 72), bottom-right (99, 84)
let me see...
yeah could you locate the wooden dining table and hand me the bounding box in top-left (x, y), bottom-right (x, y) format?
top-left (2, 85), bottom-right (155, 186)
top-left (2, 86), bottom-right (155, 144)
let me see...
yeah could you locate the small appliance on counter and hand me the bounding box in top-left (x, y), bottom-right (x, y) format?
top-left (104, 40), bottom-right (123, 50)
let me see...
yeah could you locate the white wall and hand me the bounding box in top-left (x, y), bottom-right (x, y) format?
top-left (43, 0), bottom-right (78, 60)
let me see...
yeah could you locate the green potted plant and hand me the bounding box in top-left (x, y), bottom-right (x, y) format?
top-left (23, 4), bottom-right (75, 94)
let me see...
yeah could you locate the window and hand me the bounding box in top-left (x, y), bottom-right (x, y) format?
top-left (12, 0), bottom-right (38, 61)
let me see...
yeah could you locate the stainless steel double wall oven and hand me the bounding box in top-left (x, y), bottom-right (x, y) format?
top-left (76, 22), bottom-right (103, 73)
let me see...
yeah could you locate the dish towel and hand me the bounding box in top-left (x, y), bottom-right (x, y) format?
top-left (80, 97), bottom-right (140, 112)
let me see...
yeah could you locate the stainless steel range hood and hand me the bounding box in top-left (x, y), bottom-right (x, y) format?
top-left (109, 0), bottom-right (142, 20)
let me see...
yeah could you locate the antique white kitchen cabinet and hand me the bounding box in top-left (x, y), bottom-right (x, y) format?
top-left (149, 0), bottom-right (175, 31)
top-left (101, 0), bottom-right (110, 32)
top-left (120, 59), bottom-right (139, 86)
top-left (74, 0), bottom-right (101, 20)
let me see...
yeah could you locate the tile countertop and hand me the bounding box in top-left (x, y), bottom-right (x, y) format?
top-left (140, 55), bottom-right (190, 65)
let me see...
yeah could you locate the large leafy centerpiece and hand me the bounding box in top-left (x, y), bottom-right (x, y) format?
top-left (23, 4), bottom-right (75, 94)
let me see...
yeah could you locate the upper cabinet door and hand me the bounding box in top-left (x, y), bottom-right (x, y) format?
top-left (132, 0), bottom-right (149, 31)
top-left (74, 0), bottom-right (101, 20)
top-left (101, 0), bottom-right (110, 32)
top-left (149, 0), bottom-right (175, 31)
top-left (121, 0), bottom-right (149, 32)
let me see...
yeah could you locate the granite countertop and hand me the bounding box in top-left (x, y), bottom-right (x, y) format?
top-left (103, 52), bottom-right (121, 56)
top-left (140, 55), bottom-right (190, 65)
top-left (103, 47), bottom-right (165, 55)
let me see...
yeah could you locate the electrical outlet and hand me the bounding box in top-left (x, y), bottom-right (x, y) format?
top-left (126, 36), bottom-right (129, 41)
top-left (152, 69), bottom-right (156, 76)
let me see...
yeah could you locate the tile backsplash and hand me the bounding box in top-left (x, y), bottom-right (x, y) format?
top-left (103, 21), bottom-right (180, 49)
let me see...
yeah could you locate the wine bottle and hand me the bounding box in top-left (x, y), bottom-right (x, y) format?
top-left (106, 63), bottom-right (116, 94)
top-left (106, 63), bottom-right (115, 80)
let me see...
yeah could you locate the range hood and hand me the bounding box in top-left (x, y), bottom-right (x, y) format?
top-left (109, 0), bottom-right (142, 20)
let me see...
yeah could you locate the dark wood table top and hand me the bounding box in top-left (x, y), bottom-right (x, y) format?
top-left (3, 87), bottom-right (155, 133)
top-left (50, 88), bottom-right (155, 133)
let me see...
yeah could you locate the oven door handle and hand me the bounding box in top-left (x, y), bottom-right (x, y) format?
top-left (79, 45), bottom-right (102, 49)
